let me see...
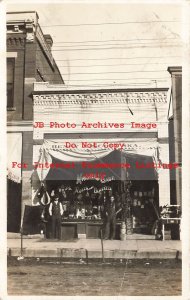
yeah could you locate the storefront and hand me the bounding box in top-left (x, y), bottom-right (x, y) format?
top-left (31, 83), bottom-right (171, 239)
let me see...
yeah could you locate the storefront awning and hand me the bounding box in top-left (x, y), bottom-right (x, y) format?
top-left (7, 133), bottom-right (22, 183)
top-left (34, 139), bottom-right (159, 181)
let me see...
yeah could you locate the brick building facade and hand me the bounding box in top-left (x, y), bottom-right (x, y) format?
top-left (7, 11), bottom-right (64, 232)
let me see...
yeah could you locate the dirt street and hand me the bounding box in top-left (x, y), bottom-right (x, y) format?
top-left (7, 258), bottom-right (181, 296)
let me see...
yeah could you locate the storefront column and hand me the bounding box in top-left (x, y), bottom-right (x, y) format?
top-left (158, 168), bottom-right (170, 207)
top-left (21, 132), bottom-right (33, 221)
top-left (21, 170), bottom-right (33, 218)
top-left (32, 144), bottom-right (43, 202)
top-left (157, 123), bottom-right (170, 207)
top-left (32, 131), bottom-right (44, 205)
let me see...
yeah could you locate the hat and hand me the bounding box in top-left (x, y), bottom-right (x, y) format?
top-left (53, 194), bottom-right (59, 200)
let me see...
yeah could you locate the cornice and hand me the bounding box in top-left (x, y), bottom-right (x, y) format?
top-left (7, 19), bottom-right (36, 42)
top-left (7, 36), bottom-right (25, 47)
top-left (36, 26), bottom-right (54, 68)
top-left (7, 120), bottom-right (33, 126)
top-left (33, 82), bottom-right (168, 94)
top-left (33, 90), bottom-right (168, 106)
top-left (7, 16), bottom-right (54, 66)
top-left (167, 66), bottom-right (182, 75)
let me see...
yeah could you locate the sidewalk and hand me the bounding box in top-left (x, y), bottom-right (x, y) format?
top-left (7, 233), bottom-right (182, 260)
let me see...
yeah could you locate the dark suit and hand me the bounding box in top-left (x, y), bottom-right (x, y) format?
top-left (49, 201), bottom-right (63, 239)
top-left (104, 201), bottom-right (116, 239)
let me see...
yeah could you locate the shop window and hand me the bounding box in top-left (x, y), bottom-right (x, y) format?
top-left (7, 58), bottom-right (15, 109)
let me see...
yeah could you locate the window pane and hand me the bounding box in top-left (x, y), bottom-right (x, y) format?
top-left (7, 59), bottom-right (15, 108)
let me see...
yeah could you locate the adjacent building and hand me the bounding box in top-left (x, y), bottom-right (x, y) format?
top-left (7, 11), bottom-right (64, 232)
top-left (168, 66), bottom-right (182, 207)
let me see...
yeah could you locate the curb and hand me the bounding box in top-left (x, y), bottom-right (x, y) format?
top-left (7, 247), bottom-right (182, 260)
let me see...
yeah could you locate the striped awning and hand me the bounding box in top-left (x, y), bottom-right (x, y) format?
top-left (7, 133), bottom-right (22, 183)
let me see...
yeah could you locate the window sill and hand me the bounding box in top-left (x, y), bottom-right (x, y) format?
top-left (7, 107), bottom-right (16, 111)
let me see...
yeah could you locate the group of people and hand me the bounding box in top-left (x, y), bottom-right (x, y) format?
top-left (47, 192), bottom-right (121, 240)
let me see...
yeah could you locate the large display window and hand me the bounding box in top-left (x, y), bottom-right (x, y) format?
top-left (36, 149), bottom-right (159, 239)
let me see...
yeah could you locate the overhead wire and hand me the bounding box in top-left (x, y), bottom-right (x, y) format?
top-left (30, 69), bottom-right (169, 76)
top-left (11, 62), bottom-right (181, 68)
top-left (54, 56), bottom-right (181, 62)
top-left (57, 62), bottom-right (179, 68)
top-left (52, 42), bottom-right (180, 48)
top-left (7, 45), bottom-right (181, 52)
top-left (52, 37), bottom-right (179, 44)
top-left (7, 51), bottom-right (180, 61)
top-left (41, 20), bottom-right (180, 27)
top-left (8, 46), bottom-right (181, 52)
top-left (58, 70), bottom-right (167, 75)
top-left (50, 45), bottom-right (181, 51)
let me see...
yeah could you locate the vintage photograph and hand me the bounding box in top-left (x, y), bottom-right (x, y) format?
top-left (4, 1), bottom-right (185, 297)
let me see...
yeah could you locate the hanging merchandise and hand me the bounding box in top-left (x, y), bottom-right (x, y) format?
top-left (120, 222), bottom-right (126, 240)
top-left (40, 191), bottom-right (51, 206)
top-left (76, 186), bottom-right (94, 193)
top-left (126, 217), bottom-right (133, 235)
top-left (51, 190), bottom-right (55, 197)
top-left (137, 200), bottom-right (141, 206)
top-left (94, 186), bottom-right (112, 193)
top-left (120, 222), bottom-right (126, 234)
top-left (76, 173), bottom-right (115, 184)
top-left (132, 216), bottom-right (138, 228)
top-left (37, 183), bottom-right (51, 206)
top-left (37, 183), bottom-right (45, 199)
top-left (59, 187), bottom-right (67, 199)
top-left (65, 186), bottom-right (72, 191)
top-left (77, 193), bottom-right (83, 201)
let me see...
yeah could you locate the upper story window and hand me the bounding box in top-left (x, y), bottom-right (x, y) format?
top-left (7, 58), bottom-right (15, 109)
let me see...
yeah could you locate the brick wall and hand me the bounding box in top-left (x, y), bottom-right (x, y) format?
top-left (7, 19), bottom-right (64, 230)
top-left (7, 34), bottom-right (25, 121)
top-left (36, 42), bottom-right (63, 84)
top-left (7, 33), bottom-right (64, 122)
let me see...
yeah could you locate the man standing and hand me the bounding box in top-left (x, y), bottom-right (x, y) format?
top-left (49, 194), bottom-right (64, 239)
top-left (104, 195), bottom-right (119, 240)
